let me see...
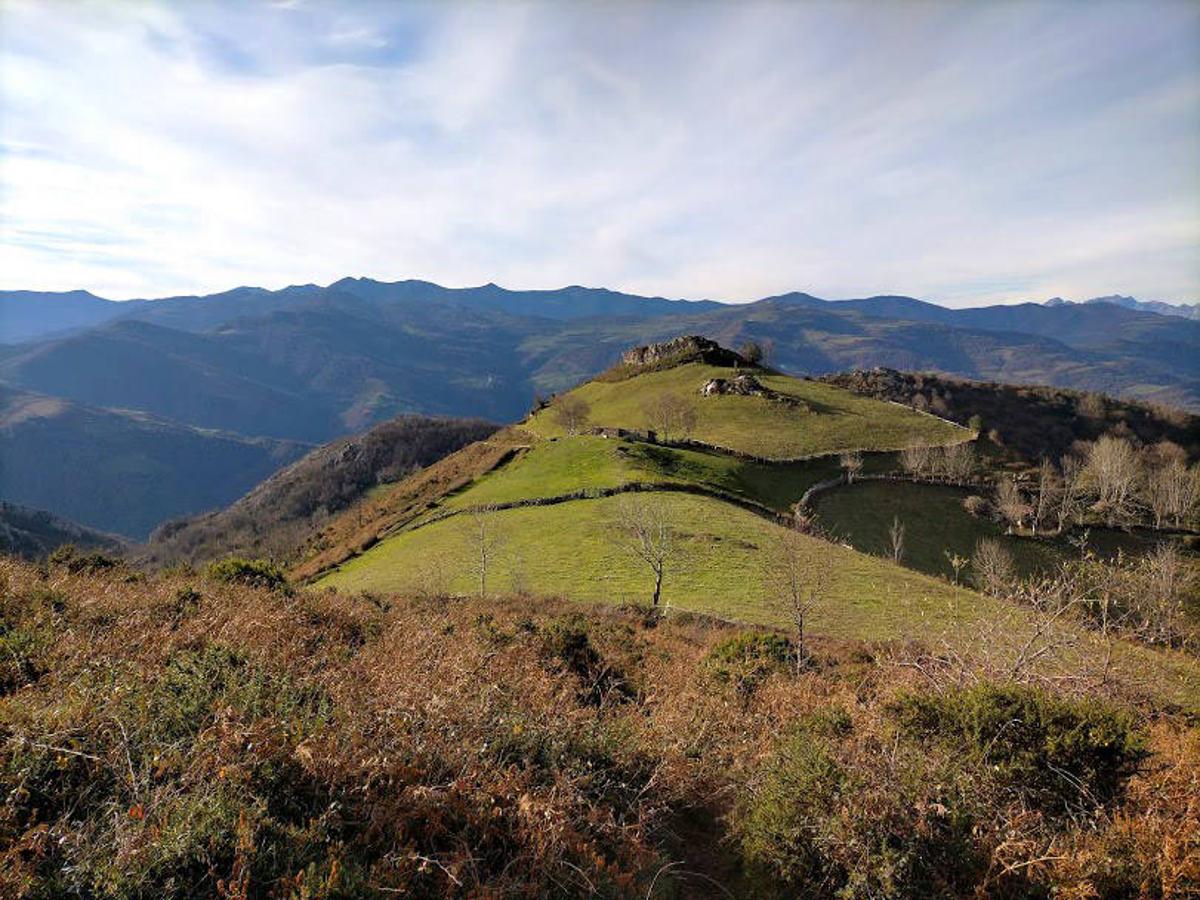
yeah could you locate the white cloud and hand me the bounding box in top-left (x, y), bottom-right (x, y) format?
top-left (1, 0), bottom-right (1197, 305)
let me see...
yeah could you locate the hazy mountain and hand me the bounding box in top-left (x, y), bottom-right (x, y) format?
top-left (0, 289), bottom-right (125, 343)
top-left (0, 384), bottom-right (306, 538)
top-left (4, 279), bottom-right (1197, 433)
top-left (4, 276), bottom-right (1200, 540)
top-left (1045, 294), bottom-right (1200, 320)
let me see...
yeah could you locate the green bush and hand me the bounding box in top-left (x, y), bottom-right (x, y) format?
top-left (889, 682), bottom-right (1146, 811)
top-left (205, 556), bottom-right (287, 590)
top-left (735, 709), bottom-right (984, 898)
top-left (47, 543), bottom-right (122, 574)
top-left (705, 631), bottom-right (793, 696)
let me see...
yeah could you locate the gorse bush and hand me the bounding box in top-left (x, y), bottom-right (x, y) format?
top-left (889, 682), bottom-right (1146, 813)
top-left (205, 556), bottom-right (288, 590)
top-left (705, 631), bottom-right (793, 697)
top-left (734, 706), bottom-right (986, 898)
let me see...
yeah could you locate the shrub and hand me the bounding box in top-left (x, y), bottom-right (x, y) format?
top-left (735, 708), bottom-right (985, 898)
top-left (962, 494), bottom-right (991, 517)
top-left (47, 544), bottom-right (122, 574)
top-left (889, 682), bottom-right (1146, 812)
top-left (705, 631), bottom-right (792, 697)
top-left (205, 557), bottom-right (287, 590)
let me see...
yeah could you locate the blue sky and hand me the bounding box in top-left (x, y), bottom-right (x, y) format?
top-left (1, 0), bottom-right (1197, 306)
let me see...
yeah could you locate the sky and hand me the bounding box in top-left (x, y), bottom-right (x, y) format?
top-left (1, 0), bottom-right (1198, 306)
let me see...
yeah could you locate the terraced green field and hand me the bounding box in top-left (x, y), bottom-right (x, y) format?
top-left (525, 363), bottom-right (970, 458)
top-left (440, 435), bottom-right (896, 513)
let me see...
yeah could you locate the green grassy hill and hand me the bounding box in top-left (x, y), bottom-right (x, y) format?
top-left (298, 340), bottom-right (1199, 711)
top-left (525, 361), bottom-right (970, 458)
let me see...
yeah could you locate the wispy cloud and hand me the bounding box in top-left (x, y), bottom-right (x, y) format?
top-left (1, 0), bottom-right (1197, 305)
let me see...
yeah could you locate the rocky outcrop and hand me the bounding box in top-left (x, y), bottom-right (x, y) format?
top-left (620, 335), bottom-right (744, 370)
top-left (700, 373), bottom-right (768, 397)
top-left (699, 372), bottom-right (807, 409)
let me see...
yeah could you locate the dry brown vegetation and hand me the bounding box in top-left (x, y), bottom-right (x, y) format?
top-left (1, 555), bottom-right (1197, 898)
top-left (288, 432), bottom-right (529, 582)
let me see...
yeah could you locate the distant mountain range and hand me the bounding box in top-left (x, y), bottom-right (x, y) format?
top-left (1044, 294), bottom-right (1200, 320)
top-left (2, 277), bottom-right (1198, 537)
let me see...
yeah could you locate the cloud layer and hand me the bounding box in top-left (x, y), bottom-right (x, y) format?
top-left (2, 0), bottom-right (1197, 305)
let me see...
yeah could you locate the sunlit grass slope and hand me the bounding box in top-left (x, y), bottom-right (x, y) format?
top-left (316, 493), bottom-right (1200, 710)
top-left (525, 363), bottom-right (970, 458)
top-left (320, 492), bottom-right (981, 633)
top-left (439, 435), bottom-right (896, 513)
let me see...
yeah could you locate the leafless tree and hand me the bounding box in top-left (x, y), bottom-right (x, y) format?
top-left (888, 515), bottom-right (905, 562)
top-left (768, 526), bottom-right (830, 672)
top-left (944, 550), bottom-right (969, 586)
top-left (612, 494), bottom-right (674, 609)
top-left (642, 393), bottom-right (698, 442)
top-left (551, 395), bottom-right (591, 436)
top-left (1142, 459), bottom-right (1199, 529)
top-left (839, 450), bottom-right (863, 483)
top-left (464, 505), bottom-right (504, 597)
top-left (1030, 458), bottom-right (1061, 535)
top-left (1083, 434), bottom-right (1142, 526)
top-left (994, 477), bottom-right (1031, 532)
top-left (941, 441), bottom-right (976, 482)
top-left (899, 443), bottom-right (931, 477)
top-left (1056, 453), bottom-right (1087, 533)
top-left (972, 537), bottom-right (1016, 597)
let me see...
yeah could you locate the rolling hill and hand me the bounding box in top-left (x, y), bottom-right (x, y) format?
top-left (146, 414), bottom-right (498, 565)
top-left (293, 338), bottom-right (1198, 711)
top-left (0, 384), bottom-right (306, 539)
top-left (3, 277), bottom-right (1199, 545)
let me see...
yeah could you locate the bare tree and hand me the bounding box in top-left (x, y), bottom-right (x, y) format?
top-left (1083, 434), bottom-right (1141, 526)
top-left (642, 393), bottom-right (698, 442)
top-left (551, 395), bottom-right (591, 436)
top-left (1056, 453), bottom-right (1087, 533)
top-left (1142, 459), bottom-right (1199, 529)
top-left (944, 550), bottom-right (969, 586)
top-left (899, 443), bottom-right (931, 478)
top-left (972, 537), bottom-right (1016, 597)
top-left (464, 505), bottom-right (505, 597)
top-left (941, 441), bottom-right (976, 483)
top-left (612, 494), bottom-right (674, 609)
top-left (739, 340), bottom-right (764, 367)
top-left (839, 450), bottom-right (863, 483)
top-left (768, 526), bottom-right (830, 672)
top-left (888, 515), bottom-right (906, 562)
top-left (994, 477), bottom-right (1031, 532)
top-left (1030, 459), bottom-right (1061, 536)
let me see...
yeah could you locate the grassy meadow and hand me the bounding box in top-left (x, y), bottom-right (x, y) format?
top-left (525, 362), bottom-right (970, 458)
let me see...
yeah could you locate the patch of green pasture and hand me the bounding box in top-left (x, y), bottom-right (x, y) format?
top-left (439, 435), bottom-right (899, 514)
top-left (812, 480), bottom-right (1190, 582)
top-left (525, 363), bottom-right (969, 458)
